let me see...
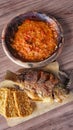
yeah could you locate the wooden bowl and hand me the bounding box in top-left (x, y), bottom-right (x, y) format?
top-left (2, 12), bottom-right (64, 68)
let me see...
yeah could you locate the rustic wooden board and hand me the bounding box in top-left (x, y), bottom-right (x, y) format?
top-left (0, 0), bottom-right (73, 130)
top-left (0, 62), bottom-right (72, 127)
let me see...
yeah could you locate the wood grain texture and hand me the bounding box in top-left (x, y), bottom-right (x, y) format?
top-left (0, 0), bottom-right (73, 130)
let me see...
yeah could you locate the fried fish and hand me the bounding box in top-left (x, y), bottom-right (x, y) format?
top-left (5, 69), bottom-right (69, 102)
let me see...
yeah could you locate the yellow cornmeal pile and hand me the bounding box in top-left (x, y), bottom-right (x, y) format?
top-left (0, 87), bottom-right (34, 118)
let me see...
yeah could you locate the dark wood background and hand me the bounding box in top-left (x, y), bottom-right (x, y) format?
top-left (0, 0), bottom-right (73, 129)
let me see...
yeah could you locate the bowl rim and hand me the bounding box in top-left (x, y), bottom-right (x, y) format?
top-left (1, 12), bottom-right (64, 68)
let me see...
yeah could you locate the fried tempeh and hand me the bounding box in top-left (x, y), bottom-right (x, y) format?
top-left (0, 87), bottom-right (34, 118)
top-left (0, 88), bottom-right (8, 115)
top-left (5, 89), bottom-right (18, 118)
top-left (14, 91), bottom-right (34, 117)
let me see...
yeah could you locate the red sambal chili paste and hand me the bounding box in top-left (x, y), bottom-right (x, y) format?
top-left (11, 19), bottom-right (58, 62)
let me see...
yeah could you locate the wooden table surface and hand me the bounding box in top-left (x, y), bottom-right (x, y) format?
top-left (0, 0), bottom-right (73, 130)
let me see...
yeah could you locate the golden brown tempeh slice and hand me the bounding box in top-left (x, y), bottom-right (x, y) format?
top-left (14, 91), bottom-right (34, 117)
top-left (5, 89), bottom-right (18, 118)
top-left (0, 88), bottom-right (8, 115)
